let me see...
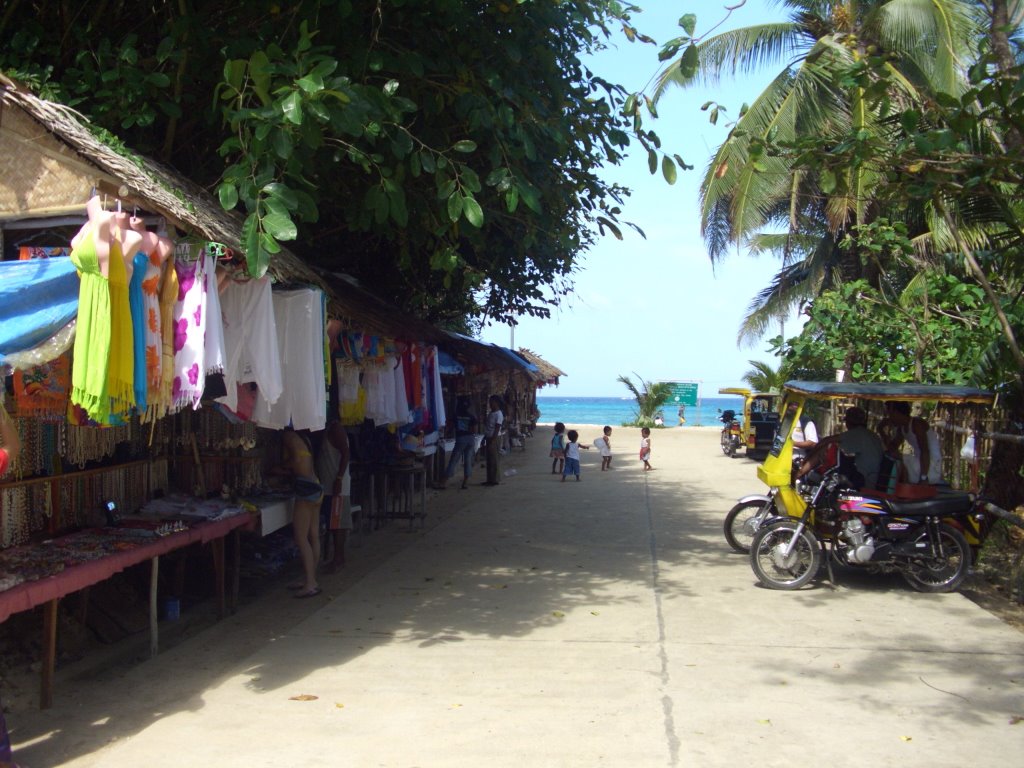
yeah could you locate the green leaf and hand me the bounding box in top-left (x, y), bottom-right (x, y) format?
top-left (249, 51), bottom-right (272, 105)
top-left (505, 186), bottom-right (519, 213)
top-left (241, 213), bottom-right (267, 278)
top-left (262, 183), bottom-right (299, 210)
top-left (437, 179), bottom-right (456, 200)
top-left (296, 75), bottom-right (324, 94)
top-left (387, 187), bottom-right (408, 227)
top-left (272, 130), bottom-right (293, 160)
top-left (217, 182), bottom-right (238, 211)
top-left (596, 216), bottom-right (623, 240)
top-left (679, 14), bottom-right (697, 36)
top-left (452, 140), bottom-right (477, 153)
top-left (820, 169), bottom-right (837, 194)
top-left (447, 192), bottom-right (464, 222)
top-left (259, 231), bottom-right (282, 255)
top-left (383, 79), bottom-right (400, 96)
top-left (679, 44), bottom-right (699, 79)
top-left (281, 91), bottom-right (303, 125)
top-left (662, 156), bottom-right (677, 185)
top-left (463, 196), bottom-right (484, 227)
top-left (648, 149), bottom-right (658, 175)
top-left (262, 211), bottom-right (298, 241)
top-left (224, 59), bottom-right (247, 92)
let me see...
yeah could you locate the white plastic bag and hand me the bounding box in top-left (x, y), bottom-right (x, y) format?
top-left (960, 435), bottom-right (976, 461)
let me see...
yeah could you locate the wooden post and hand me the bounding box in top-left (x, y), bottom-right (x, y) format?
top-left (40, 598), bottom-right (59, 709)
top-left (212, 537), bottom-right (226, 619)
top-left (150, 556), bottom-right (159, 658)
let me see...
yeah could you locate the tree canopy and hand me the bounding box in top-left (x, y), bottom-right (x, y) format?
top-left (0, 0), bottom-right (661, 327)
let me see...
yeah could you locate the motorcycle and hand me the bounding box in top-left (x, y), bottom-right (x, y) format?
top-left (719, 409), bottom-right (743, 458)
top-left (723, 470), bottom-right (820, 554)
top-left (750, 464), bottom-right (983, 592)
top-left (746, 379), bottom-right (997, 593)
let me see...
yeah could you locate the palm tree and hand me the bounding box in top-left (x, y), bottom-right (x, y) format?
top-left (617, 374), bottom-right (675, 426)
top-left (653, 0), bottom-right (980, 329)
top-left (741, 359), bottom-right (786, 393)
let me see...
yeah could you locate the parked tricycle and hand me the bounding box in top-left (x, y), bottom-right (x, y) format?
top-left (745, 380), bottom-right (996, 593)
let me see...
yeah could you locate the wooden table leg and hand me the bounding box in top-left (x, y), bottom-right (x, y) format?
top-left (40, 598), bottom-right (59, 709)
top-left (212, 536), bottom-right (226, 619)
top-left (150, 556), bottom-right (159, 659)
top-left (230, 529), bottom-right (241, 614)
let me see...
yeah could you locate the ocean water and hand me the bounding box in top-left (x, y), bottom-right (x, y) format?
top-left (535, 395), bottom-right (745, 428)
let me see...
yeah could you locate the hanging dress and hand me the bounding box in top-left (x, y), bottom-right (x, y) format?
top-left (128, 251), bottom-right (149, 412)
top-left (170, 256), bottom-right (207, 411)
top-left (106, 238), bottom-right (136, 420)
top-left (141, 252), bottom-right (164, 398)
top-left (68, 223), bottom-right (112, 424)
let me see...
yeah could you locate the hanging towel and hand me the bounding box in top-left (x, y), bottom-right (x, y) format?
top-left (0, 257), bottom-right (79, 364)
top-left (204, 252), bottom-right (226, 376)
top-left (217, 277), bottom-right (282, 413)
top-left (252, 288), bottom-right (326, 431)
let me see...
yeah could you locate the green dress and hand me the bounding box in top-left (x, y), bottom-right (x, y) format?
top-left (69, 224), bottom-right (112, 423)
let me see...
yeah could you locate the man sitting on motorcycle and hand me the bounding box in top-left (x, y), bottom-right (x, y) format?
top-left (797, 406), bottom-right (884, 490)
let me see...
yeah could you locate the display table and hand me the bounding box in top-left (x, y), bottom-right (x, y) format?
top-left (0, 511), bottom-right (255, 708)
top-left (245, 495), bottom-right (294, 537)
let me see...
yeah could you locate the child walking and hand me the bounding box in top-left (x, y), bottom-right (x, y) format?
top-left (550, 422), bottom-right (566, 475)
top-left (562, 429), bottom-right (590, 481)
top-left (639, 427), bottom-right (652, 471)
top-left (598, 425), bottom-right (613, 470)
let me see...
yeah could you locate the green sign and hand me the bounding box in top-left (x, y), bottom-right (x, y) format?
top-left (662, 381), bottom-right (699, 407)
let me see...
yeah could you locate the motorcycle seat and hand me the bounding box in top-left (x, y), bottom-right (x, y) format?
top-left (884, 491), bottom-right (974, 517)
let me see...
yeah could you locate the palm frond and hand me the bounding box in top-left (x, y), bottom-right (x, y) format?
top-left (652, 23), bottom-right (805, 100)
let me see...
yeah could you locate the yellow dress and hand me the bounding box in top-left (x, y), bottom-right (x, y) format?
top-left (106, 238), bottom-right (136, 420)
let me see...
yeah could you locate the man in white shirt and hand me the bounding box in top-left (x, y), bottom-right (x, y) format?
top-left (483, 395), bottom-right (504, 486)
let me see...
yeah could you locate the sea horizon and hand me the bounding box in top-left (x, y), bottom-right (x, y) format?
top-left (535, 394), bottom-right (744, 428)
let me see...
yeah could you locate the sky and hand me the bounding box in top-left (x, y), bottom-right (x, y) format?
top-left (479, 0), bottom-right (797, 398)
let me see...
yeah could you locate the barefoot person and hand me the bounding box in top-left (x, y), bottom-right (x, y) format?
top-left (316, 418), bottom-right (351, 572)
top-left (279, 428), bottom-right (322, 598)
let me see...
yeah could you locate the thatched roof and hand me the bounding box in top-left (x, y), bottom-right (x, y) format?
top-left (0, 74), bottom-right (546, 375)
top-left (0, 73), bottom-right (324, 289)
top-left (518, 348), bottom-right (565, 384)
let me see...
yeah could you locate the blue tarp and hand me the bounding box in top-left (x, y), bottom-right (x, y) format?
top-left (438, 349), bottom-right (464, 375)
top-left (0, 257), bottom-right (79, 363)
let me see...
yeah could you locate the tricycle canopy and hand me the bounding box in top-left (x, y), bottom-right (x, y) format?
top-left (783, 380), bottom-right (996, 406)
top-left (757, 380), bottom-right (996, 493)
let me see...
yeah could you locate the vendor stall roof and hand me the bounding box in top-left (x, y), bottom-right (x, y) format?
top-left (516, 348), bottom-right (565, 384)
top-left (0, 74), bottom-right (324, 291)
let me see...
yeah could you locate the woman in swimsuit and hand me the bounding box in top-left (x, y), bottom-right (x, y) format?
top-left (281, 428), bottom-right (323, 598)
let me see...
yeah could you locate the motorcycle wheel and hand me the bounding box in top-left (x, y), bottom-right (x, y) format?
top-left (901, 523), bottom-right (972, 593)
top-left (750, 520), bottom-right (821, 590)
top-left (724, 499), bottom-right (773, 554)
top-left (720, 432), bottom-right (735, 457)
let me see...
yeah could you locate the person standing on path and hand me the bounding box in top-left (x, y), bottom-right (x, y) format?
top-left (550, 422), bottom-right (566, 475)
top-left (279, 428), bottom-right (323, 598)
top-left (483, 394), bottom-right (504, 486)
top-left (316, 418), bottom-right (351, 572)
top-left (598, 425), bottom-right (613, 470)
top-left (562, 429), bottom-right (590, 481)
top-left (640, 427), bottom-right (653, 471)
top-left (440, 396), bottom-right (478, 490)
